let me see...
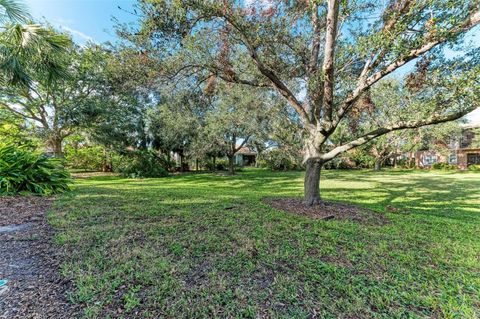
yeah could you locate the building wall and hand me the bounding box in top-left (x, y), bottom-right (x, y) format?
top-left (415, 149), bottom-right (480, 169)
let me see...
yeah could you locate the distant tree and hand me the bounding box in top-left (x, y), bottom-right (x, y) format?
top-left (203, 84), bottom-right (271, 174)
top-left (130, 0), bottom-right (480, 205)
top-left (0, 42), bottom-right (108, 156)
top-left (147, 89), bottom-right (205, 171)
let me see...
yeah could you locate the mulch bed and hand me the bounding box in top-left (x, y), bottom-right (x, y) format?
top-left (0, 196), bottom-right (78, 319)
top-left (263, 198), bottom-right (389, 225)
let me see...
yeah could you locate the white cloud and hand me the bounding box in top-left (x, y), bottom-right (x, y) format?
top-left (58, 25), bottom-right (94, 43)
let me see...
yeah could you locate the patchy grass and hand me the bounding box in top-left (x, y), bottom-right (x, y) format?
top-left (50, 169), bottom-right (480, 318)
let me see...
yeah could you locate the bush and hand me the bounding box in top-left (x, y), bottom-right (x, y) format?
top-left (0, 144), bottom-right (72, 195)
top-left (260, 149), bottom-right (303, 171)
top-left (64, 145), bottom-right (105, 171)
top-left (431, 162), bottom-right (456, 170)
top-left (468, 164), bottom-right (480, 171)
top-left (117, 151), bottom-right (169, 178)
top-left (204, 158), bottom-right (229, 171)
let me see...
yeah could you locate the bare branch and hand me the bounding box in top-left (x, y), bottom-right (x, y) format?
top-left (321, 0), bottom-right (340, 124)
top-left (222, 14), bottom-right (311, 124)
top-left (308, 2), bottom-right (323, 73)
top-left (0, 101), bottom-right (41, 123)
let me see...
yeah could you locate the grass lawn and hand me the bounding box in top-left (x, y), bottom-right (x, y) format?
top-left (50, 169), bottom-right (480, 318)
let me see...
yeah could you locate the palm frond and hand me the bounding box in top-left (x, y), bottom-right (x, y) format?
top-left (0, 0), bottom-right (29, 23)
top-left (0, 23), bottom-right (71, 86)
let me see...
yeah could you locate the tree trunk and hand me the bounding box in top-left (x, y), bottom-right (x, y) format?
top-left (49, 136), bottom-right (63, 157)
top-left (102, 149), bottom-right (113, 172)
top-left (304, 159), bottom-right (322, 205)
top-left (213, 156), bottom-right (216, 171)
top-left (179, 153), bottom-right (184, 172)
top-left (228, 155), bottom-right (235, 175)
top-left (195, 158), bottom-right (199, 171)
top-left (374, 158), bottom-right (381, 171)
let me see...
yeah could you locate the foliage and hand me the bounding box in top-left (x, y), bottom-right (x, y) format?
top-left (125, 0), bottom-right (480, 202)
top-left (259, 148), bottom-right (302, 171)
top-left (64, 144), bottom-right (105, 171)
top-left (0, 108), bottom-right (39, 147)
top-left (51, 169), bottom-right (480, 318)
top-left (0, 144), bottom-right (71, 195)
top-left (431, 162), bottom-right (457, 170)
top-left (0, 40), bottom-right (109, 156)
top-left (0, 0), bottom-right (70, 87)
top-left (468, 164), bottom-right (480, 171)
top-left (117, 151), bottom-right (169, 178)
top-left (204, 158), bottom-right (229, 171)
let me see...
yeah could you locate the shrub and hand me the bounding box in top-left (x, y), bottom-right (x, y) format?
top-left (468, 164), bottom-right (480, 171)
top-left (431, 162), bottom-right (456, 170)
top-left (64, 145), bottom-right (105, 171)
top-left (0, 144), bottom-right (72, 195)
top-left (260, 149), bottom-right (303, 171)
top-left (204, 158), bottom-right (229, 171)
top-left (117, 151), bottom-right (169, 178)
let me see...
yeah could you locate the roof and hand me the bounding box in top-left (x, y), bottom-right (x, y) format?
top-left (236, 147), bottom-right (257, 156)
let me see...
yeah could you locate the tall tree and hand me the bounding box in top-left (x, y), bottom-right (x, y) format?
top-left (130, 0), bottom-right (480, 204)
top-left (0, 42), bottom-right (108, 156)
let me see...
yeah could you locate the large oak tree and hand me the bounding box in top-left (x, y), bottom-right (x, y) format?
top-left (129, 0), bottom-right (480, 204)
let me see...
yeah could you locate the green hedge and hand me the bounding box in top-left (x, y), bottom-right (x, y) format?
top-left (468, 164), bottom-right (480, 171)
top-left (117, 151), bottom-right (169, 178)
top-left (0, 145), bottom-right (72, 195)
top-left (431, 162), bottom-right (457, 170)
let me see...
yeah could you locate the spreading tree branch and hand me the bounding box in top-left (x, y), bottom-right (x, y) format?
top-left (334, 10), bottom-right (480, 127)
top-left (322, 107), bottom-right (479, 161)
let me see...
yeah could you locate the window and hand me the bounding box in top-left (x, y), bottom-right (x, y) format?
top-left (449, 154), bottom-right (457, 164)
top-left (467, 153), bottom-right (480, 165)
top-left (424, 155), bottom-right (437, 165)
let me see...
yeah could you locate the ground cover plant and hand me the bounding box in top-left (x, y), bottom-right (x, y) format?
top-left (0, 145), bottom-right (72, 195)
top-left (51, 169), bottom-right (480, 318)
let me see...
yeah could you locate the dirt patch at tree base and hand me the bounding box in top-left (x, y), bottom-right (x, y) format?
top-left (263, 198), bottom-right (389, 225)
top-left (0, 196), bottom-right (77, 319)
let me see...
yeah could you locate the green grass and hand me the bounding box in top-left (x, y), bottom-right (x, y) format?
top-left (50, 168), bottom-right (480, 318)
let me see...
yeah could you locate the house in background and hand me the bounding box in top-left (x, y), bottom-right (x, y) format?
top-left (415, 124), bottom-right (480, 169)
top-left (234, 147), bottom-right (257, 166)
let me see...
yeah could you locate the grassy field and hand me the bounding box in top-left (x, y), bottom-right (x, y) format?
top-left (50, 169), bottom-right (480, 318)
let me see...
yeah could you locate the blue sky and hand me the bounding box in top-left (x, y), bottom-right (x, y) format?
top-left (25, 0), bottom-right (137, 44)
top-left (24, 0), bottom-right (480, 124)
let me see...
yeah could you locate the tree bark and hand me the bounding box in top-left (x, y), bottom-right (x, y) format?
top-left (179, 153), bottom-right (184, 172)
top-left (228, 154), bottom-right (235, 175)
top-left (102, 149), bottom-right (113, 172)
top-left (48, 136), bottom-right (63, 157)
top-left (304, 159), bottom-right (322, 206)
top-left (374, 158), bottom-right (382, 171)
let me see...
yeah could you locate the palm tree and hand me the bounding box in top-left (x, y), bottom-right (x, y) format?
top-left (0, 0), bottom-right (29, 22)
top-left (0, 0), bottom-right (70, 87)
